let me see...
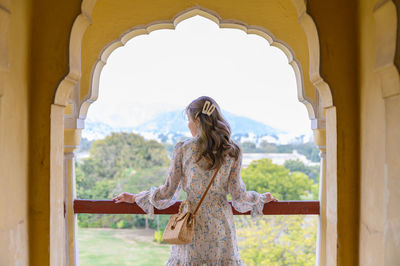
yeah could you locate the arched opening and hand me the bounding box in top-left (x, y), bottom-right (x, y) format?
top-left (51, 3), bottom-right (336, 266)
top-left (75, 15), bottom-right (320, 264)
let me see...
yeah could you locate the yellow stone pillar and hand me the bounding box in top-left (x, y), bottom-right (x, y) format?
top-left (383, 93), bottom-right (400, 265)
top-left (50, 105), bottom-right (67, 266)
top-left (64, 128), bottom-right (82, 266)
top-left (373, 2), bottom-right (400, 263)
top-left (313, 128), bottom-right (327, 266)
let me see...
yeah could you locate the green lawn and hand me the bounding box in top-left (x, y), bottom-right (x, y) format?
top-left (78, 228), bottom-right (170, 266)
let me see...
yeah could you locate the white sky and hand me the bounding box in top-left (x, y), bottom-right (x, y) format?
top-left (87, 16), bottom-right (312, 135)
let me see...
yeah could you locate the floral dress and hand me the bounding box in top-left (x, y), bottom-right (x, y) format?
top-left (135, 138), bottom-right (270, 266)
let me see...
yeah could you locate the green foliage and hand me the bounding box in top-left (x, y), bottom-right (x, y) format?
top-left (76, 132), bottom-right (171, 230)
top-left (240, 141), bottom-right (258, 153)
top-left (154, 230), bottom-right (165, 244)
top-left (110, 223), bottom-right (117, 229)
top-left (295, 142), bottom-right (321, 162)
top-left (235, 158), bottom-right (318, 264)
top-left (242, 159), bottom-right (314, 200)
top-left (236, 216), bottom-right (317, 266)
top-left (116, 220), bottom-right (130, 229)
top-left (149, 215), bottom-right (172, 230)
top-left (76, 137), bottom-right (93, 153)
top-left (259, 140), bottom-right (278, 153)
top-left (84, 132), bottom-right (169, 180)
top-left (284, 159), bottom-right (320, 184)
top-left (118, 167), bottom-right (169, 194)
top-left (311, 183), bottom-right (319, 201)
top-left (76, 132), bottom-right (169, 198)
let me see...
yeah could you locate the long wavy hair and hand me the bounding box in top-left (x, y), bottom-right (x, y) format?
top-left (185, 96), bottom-right (241, 170)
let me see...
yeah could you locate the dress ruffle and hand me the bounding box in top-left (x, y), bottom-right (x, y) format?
top-left (136, 184), bottom-right (181, 219)
top-left (166, 257), bottom-right (243, 266)
top-left (135, 187), bottom-right (156, 219)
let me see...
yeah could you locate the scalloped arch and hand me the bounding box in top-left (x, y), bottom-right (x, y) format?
top-left (51, 2), bottom-right (338, 264)
top-left (80, 6), bottom-right (316, 122)
top-left (54, 1), bottom-right (334, 130)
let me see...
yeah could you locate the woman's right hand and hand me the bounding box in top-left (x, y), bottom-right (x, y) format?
top-left (112, 192), bottom-right (136, 203)
top-left (264, 192), bottom-right (278, 202)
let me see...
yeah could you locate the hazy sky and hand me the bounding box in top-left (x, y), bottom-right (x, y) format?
top-left (87, 15), bottom-right (312, 135)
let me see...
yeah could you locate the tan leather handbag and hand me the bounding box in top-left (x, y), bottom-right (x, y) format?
top-left (162, 167), bottom-right (221, 244)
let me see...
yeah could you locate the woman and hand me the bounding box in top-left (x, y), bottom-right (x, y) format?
top-left (113, 96), bottom-right (278, 265)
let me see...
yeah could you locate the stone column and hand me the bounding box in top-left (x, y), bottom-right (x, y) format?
top-left (383, 92), bottom-right (400, 265)
top-left (317, 149), bottom-right (327, 266)
top-left (64, 128), bottom-right (82, 266)
top-left (313, 128), bottom-right (327, 266)
top-left (373, 2), bottom-right (400, 264)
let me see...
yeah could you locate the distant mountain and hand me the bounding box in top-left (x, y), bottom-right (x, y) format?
top-left (134, 110), bottom-right (283, 134)
top-left (83, 120), bottom-right (118, 140)
top-left (223, 111), bottom-right (284, 136)
top-left (133, 110), bottom-right (189, 134)
top-left (81, 109), bottom-right (311, 145)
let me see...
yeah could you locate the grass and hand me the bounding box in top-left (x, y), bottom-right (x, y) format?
top-left (78, 228), bottom-right (171, 266)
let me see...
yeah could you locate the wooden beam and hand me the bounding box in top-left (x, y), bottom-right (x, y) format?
top-left (74, 199), bottom-right (320, 215)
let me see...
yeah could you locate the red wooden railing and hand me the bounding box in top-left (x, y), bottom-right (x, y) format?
top-left (73, 199), bottom-right (319, 215)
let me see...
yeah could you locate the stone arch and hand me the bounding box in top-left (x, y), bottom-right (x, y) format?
top-left (50, 1), bottom-right (337, 265)
top-left (54, 1), bottom-right (334, 120)
top-left (79, 6), bottom-right (317, 122)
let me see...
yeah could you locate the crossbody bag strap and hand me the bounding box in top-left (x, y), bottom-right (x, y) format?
top-left (193, 166), bottom-right (221, 216)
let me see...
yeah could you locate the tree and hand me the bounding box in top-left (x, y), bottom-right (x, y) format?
top-left (235, 158), bottom-right (318, 265)
top-left (241, 159), bottom-right (314, 200)
top-left (240, 141), bottom-right (258, 153)
top-left (284, 159), bottom-right (320, 184)
top-left (236, 216), bottom-right (317, 266)
top-left (82, 132), bottom-right (169, 180)
top-left (259, 140), bottom-right (278, 153)
top-left (76, 132), bottom-right (171, 229)
top-left (294, 142), bottom-right (320, 162)
top-left (76, 137), bottom-right (93, 153)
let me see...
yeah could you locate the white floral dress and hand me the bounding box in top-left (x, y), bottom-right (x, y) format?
top-left (136, 138), bottom-right (269, 266)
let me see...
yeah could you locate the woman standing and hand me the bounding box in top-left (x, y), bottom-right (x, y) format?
top-left (113, 96), bottom-right (278, 265)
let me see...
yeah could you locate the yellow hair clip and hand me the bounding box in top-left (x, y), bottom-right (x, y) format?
top-left (201, 101), bottom-right (216, 116)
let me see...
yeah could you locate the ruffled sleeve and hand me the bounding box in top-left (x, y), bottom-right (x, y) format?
top-left (135, 141), bottom-right (184, 218)
top-left (228, 153), bottom-right (272, 218)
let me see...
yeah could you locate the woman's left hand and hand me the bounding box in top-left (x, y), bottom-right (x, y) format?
top-left (112, 192), bottom-right (136, 203)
